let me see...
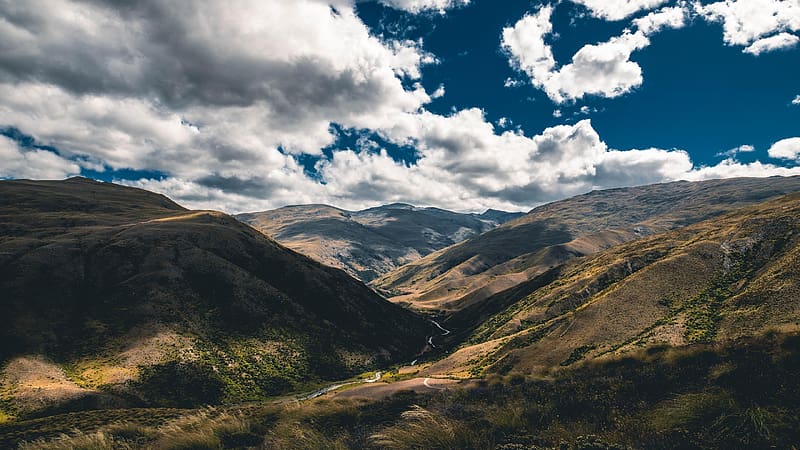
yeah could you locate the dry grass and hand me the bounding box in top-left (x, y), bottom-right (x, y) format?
top-left (16, 407), bottom-right (259, 450)
top-left (371, 405), bottom-right (491, 449)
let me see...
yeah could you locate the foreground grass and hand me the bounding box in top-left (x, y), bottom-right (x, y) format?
top-left (3, 332), bottom-right (799, 449)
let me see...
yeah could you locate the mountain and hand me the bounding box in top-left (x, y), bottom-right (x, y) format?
top-left (0, 178), bottom-right (430, 419)
top-left (421, 191), bottom-right (800, 378)
top-left (373, 176), bottom-right (800, 313)
top-left (4, 181), bottom-right (800, 449)
top-left (236, 203), bottom-right (522, 282)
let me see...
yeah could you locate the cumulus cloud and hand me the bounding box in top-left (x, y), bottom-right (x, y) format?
top-left (768, 137), bottom-right (800, 160)
top-left (502, 6), bottom-right (557, 85)
top-left (793, 95), bottom-right (800, 105)
top-left (743, 32), bottom-right (800, 55)
top-left (570, 0), bottom-right (670, 21)
top-left (1, 0), bottom-right (798, 214)
top-left (0, 0), bottom-right (435, 155)
top-left (0, 135), bottom-right (80, 179)
top-left (0, 0), bottom-right (440, 203)
top-left (696, 0), bottom-right (800, 53)
top-left (502, 5), bottom-right (687, 103)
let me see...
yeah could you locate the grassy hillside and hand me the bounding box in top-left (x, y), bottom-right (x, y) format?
top-left (0, 178), bottom-right (430, 421)
top-left (4, 332), bottom-right (798, 449)
top-left (423, 191), bottom-right (800, 378)
top-left (374, 177), bottom-right (800, 313)
top-left (238, 203), bottom-right (522, 282)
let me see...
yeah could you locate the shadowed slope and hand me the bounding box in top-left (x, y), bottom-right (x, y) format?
top-left (0, 178), bottom-right (430, 418)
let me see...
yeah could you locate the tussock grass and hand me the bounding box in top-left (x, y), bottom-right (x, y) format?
top-left (9, 333), bottom-right (800, 449)
top-left (15, 407), bottom-right (260, 450)
top-left (371, 405), bottom-right (491, 449)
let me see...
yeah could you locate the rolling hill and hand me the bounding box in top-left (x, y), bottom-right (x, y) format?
top-left (420, 190), bottom-right (800, 378)
top-left (0, 178), bottom-right (430, 420)
top-left (373, 177), bottom-right (800, 314)
top-left (237, 203), bottom-right (522, 282)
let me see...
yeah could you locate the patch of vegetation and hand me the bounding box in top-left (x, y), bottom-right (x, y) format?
top-left (684, 285), bottom-right (728, 343)
top-left (561, 345), bottom-right (598, 366)
top-left (8, 332), bottom-right (799, 449)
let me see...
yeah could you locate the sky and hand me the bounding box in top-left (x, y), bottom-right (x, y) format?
top-left (0, 0), bottom-right (799, 213)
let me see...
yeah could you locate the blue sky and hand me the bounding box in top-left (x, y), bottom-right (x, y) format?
top-left (357, 0), bottom-right (799, 167)
top-left (0, 0), bottom-right (799, 212)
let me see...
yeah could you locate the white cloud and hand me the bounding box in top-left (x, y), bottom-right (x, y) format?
top-left (570, 0), bottom-right (669, 21)
top-left (504, 78), bottom-right (525, 88)
top-left (1, 0), bottom-right (798, 214)
top-left (545, 31), bottom-right (650, 103)
top-left (696, 0), bottom-right (800, 52)
top-left (501, 6), bottom-right (557, 86)
top-left (686, 158), bottom-right (800, 180)
top-left (376, 0), bottom-right (469, 14)
top-left (0, 0), bottom-right (436, 155)
top-left (716, 144), bottom-right (755, 157)
top-left (502, 5), bottom-right (687, 103)
top-left (553, 109), bottom-right (563, 118)
top-left (768, 137), bottom-right (800, 160)
top-left (633, 5), bottom-right (690, 35)
top-left (115, 115), bottom-right (800, 213)
top-left (431, 84), bottom-right (446, 99)
top-left (0, 135), bottom-right (80, 179)
top-left (743, 32), bottom-right (800, 55)
top-left (793, 95), bottom-right (800, 105)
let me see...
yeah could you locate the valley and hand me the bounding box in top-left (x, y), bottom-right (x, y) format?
top-left (2, 176), bottom-right (800, 449)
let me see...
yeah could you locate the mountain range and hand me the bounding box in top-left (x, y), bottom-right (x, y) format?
top-left (237, 204), bottom-right (522, 282)
top-left (374, 176), bottom-right (800, 315)
top-left (3, 176), bottom-right (800, 448)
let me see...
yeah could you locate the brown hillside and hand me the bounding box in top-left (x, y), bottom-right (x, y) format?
top-left (374, 177), bottom-right (800, 313)
top-left (424, 192), bottom-right (800, 378)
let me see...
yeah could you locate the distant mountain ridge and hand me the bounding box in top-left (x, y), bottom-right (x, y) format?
top-left (373, 176), bottom-right (800, 313)
top-left (237, 203), bottom-right (523, 282)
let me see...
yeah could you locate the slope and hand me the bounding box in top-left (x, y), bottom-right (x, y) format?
top-left (374, 176), bottom-right (800, 312)
top-left (423, 191), bottom-right (800, 378)
top-left (0, 178), bottom-right (430, 419)
top-left (237, 203), bottom-right (522, 282)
